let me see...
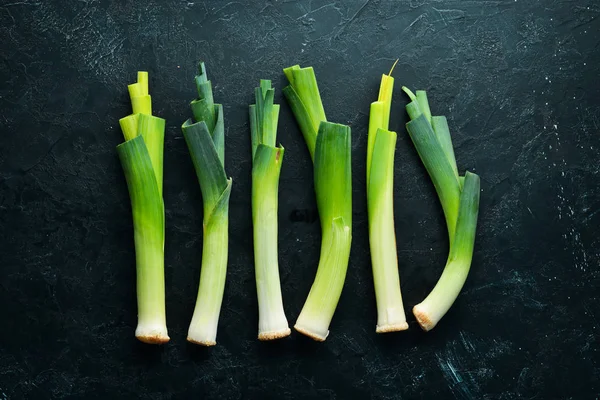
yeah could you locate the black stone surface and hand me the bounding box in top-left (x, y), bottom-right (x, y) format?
top-left (1, 0), bottom-right (599, 399)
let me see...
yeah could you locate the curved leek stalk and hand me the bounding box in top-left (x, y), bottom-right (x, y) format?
top-left (283, 65), bottom-right (352, 341)
top-left (183, 62), bottom-right (232, 346)
top-left (366, 62), bottom-right (408, 333)
top-left (413, 172), bottom-right (480, 330)
top-left (249, 80), bottom-right (290, 340)
top-left (294, 122), bottom-right (352, 341)
top-left (403, 88), bottom-right (480, 331)
top-left (117, 71), bottom-right (169, 344)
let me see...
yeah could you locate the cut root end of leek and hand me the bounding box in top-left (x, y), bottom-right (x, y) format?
top-left (258, 328), bottom-right (292, 341)
top-left (186, 336), bottom-right (216, 347)
top-left (403, 88), bottom-right (481, 332)
top-left (375, 322), bottom-right (409, 334)
top-left (250, 79), bottom-right (290, 341)
top-left (118, 71), bottom-right (169, 344)
top-left (412, 304), bottom-right (435, 332)
top-left (293, 325), bottom-right (328, 342)
top-left (135, 323), bottom-right (170, 344)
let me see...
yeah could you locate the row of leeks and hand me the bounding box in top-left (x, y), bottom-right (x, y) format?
top-left (116, 63), bottom-right (480, 345)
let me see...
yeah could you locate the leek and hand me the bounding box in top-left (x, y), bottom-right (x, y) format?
top-left (283, 65), bottom-right (352, 341)
top-left (402, 87), bottom-right (480, 331)
top-left (117, 71), bottom-right (169, 344)
top-left (366, 61), bottom-right (408, 333)
top-left (183, 62), bottom-right (232, 346)
top-left (249, 80), bottom-right (290, 340)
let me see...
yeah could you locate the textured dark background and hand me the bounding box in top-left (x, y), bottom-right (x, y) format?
top-left (1, 0), bottom-right (599, 399)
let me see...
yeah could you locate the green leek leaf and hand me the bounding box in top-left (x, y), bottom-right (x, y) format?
top-left (406, 113), bottom-right (461, 243)
top-left (182, 119), bottom-right (228, 220)
top-left (283, 65), bottom-right (327, 160)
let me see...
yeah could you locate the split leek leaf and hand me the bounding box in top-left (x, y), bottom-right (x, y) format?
top-left (403, 87), bottom-right (480, 331)
top-left (366, 62), bottom-right (408, 333)
top-left (117, 71), bottom-right (168, 344)
top-left (404, 88), bottom-right (459, 182)
top-left (294, 121), bottom-right (352, 341)
top-left (128, 71), bottom-right (151, 116)
top-left (249, 80), bottom-right (290, 340)
top-left (431, 116), bottom-right (459, 181)
top-left (282, 65), bottom-right (327, 160)
top-left (366, 59), bottom-right (397, 179)
top-left (416, 90), bottom-right (432, 125)
top-left (405, 112), bottom-right (461, 244)
top-left (182, 62), bottom-right (231, 346)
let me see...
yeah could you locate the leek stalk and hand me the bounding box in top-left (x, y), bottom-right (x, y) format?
top-left (249, 80), bottom-right (290, 340)
top-left (402, 88), bottom-right (480, 331)
top-left (117, 71), bottom-right (169, 344)
top-left (183, 62), bottom-right (232, 346)
top-left (284, 65), bottom-right (352, 341)
top-left (366, 61), bottom-right (408, 333)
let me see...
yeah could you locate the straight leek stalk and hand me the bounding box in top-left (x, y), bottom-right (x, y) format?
top-left (249, 80), bottom-right (290, 340)
top-left (117, 71), bottom-right (169, 344)
top-left (402, 87), bottom-right (480, 331)
top-left (366, 61), bottom-right (408, 333)
top-left (183, 62), bottom-right (232, 346)
top-left (283, 65), bottom-right (352, 341)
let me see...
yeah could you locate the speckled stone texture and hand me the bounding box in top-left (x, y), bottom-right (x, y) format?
top-left (0, 0), bottom-right (599, 399)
